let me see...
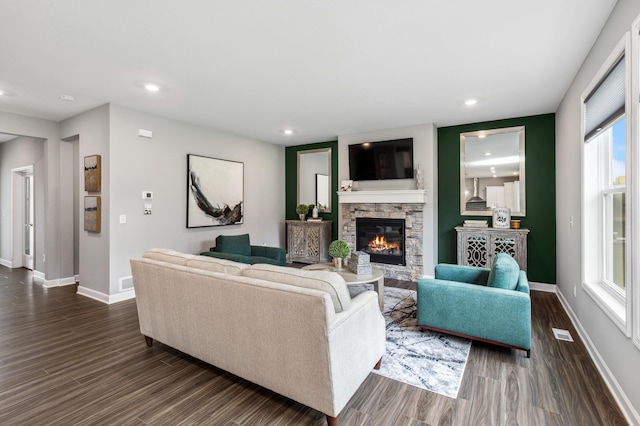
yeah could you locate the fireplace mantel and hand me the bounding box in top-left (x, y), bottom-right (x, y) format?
top-left (338, 189), bottom-right (427, 204)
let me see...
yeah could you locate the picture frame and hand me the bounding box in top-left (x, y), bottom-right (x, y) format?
top-left (339, 180), bottom-right (353, 192)
top-left (187, 154), bottom-right (244, 228)
top-left (84, 155), bottom-right (101, 192)
top-left (84, 196), bottom-right (101, 233)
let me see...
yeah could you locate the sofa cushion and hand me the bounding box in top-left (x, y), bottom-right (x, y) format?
top-left (242, 264), bottom-right (351, 313)
top-left (487, 253), bottom-right (520, 290)
top-left (215, 234), bottom-right (251, 257)
top-left (143, 248), bottom-right (195, 265)
top-left (187, 255), bottom-right (247, 275)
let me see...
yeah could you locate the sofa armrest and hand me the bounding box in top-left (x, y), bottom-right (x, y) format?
top-left (435, 263), bottom-right (490, 285)
top-left (325, 290), bottom-right (386, 412)
top-left (251, 245), bottom-right (286, 266)
top-left (417, 278), bottom-right (531, 350)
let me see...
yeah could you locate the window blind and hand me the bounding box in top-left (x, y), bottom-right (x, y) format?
top-left (584, 55), bottom-right (625, 142)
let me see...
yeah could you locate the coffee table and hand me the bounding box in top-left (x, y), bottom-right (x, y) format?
top-left (301, 263), bottom-right (385, 310)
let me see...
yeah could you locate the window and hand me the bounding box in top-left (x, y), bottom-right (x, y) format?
top-left (582, 35), bottom-right (631, 335)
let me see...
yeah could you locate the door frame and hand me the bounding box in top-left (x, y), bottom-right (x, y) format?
top-left (11, 165), bottom-right (34, 269)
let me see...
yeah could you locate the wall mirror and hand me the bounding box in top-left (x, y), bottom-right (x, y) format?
top-left (298, 148), bottom-right (331, 212)
top-left (460, 126), bottom-right (525, 216)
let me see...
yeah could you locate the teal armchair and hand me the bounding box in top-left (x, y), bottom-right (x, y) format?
top-left (200, 234), bottom-right (286, 266)
top-left (416, 257), bottom-right (531, 357)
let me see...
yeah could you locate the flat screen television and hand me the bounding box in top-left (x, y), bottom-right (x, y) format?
top-left (348, 138), bottom-right (414, 181)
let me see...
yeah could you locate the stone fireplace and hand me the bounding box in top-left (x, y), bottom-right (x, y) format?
top-left (339, 190), bottom-right (426, 281)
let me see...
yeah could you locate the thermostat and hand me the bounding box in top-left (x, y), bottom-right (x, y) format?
top-left (142, 191), bottom-right (153, 200)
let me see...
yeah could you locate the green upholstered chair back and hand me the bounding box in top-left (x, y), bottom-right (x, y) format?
top-left (215, 234), bottom-right (251, 257)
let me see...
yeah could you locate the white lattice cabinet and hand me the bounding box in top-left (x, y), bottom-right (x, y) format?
top-left (455, 226), bottom-right (529, 271)
top-left (286, 220), bottom-right (332, 264)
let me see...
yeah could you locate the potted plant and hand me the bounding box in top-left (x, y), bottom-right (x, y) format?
top-left (296, 204), bottom-right (309, 220)
top-left (328, 239), bottom-right (350, 269)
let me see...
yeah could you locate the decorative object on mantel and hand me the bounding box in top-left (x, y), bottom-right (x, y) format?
top-left (307, 217), bottom-right (323, 222)
top-left (339, 180), bottom-right (353, 192)
top-left (511, 219), bottom-right (521, 229)
top-left (312, 204), bottom-right (319, 218)
top-left (84, 154), bottom-right (101, 192)
top-left (463, 219), bottom-right (488, 228)
top-left (348, 251), bottom-right (372, 275)
top-left (187, 154), bottom-right (243, 228)
top-left (296, 204), bottom-right (309, 221)
top-left (328, 239), bottom-right (350, 269)
top-left (415, 164), bottom-right (424, 190)
top-left (492, 206), bottom-right (511, 229)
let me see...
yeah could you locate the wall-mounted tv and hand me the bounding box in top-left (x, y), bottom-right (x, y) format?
top-left (348, 138), bottom-right (414, 181)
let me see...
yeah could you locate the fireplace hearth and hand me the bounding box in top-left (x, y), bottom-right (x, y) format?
top-left (356, 218), bottom-right (406, 266)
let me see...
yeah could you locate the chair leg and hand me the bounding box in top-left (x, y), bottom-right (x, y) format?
top-left (526, 349), bottom-right (531, 358)
top-left (326, 414), bottom-right (338, 426)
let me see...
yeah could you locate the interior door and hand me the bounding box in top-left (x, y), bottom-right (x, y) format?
top-left (22, 174), bottom-right (34, 270)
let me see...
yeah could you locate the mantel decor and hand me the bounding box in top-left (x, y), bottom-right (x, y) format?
top-left (84, 155), bottom-right (101, 192)
top-left (187, 154), bottom-right (244, 228)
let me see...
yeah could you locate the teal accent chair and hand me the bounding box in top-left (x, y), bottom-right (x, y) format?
top-left (416, 254), bottom-right (531, 357)
top-left (200, 234), bottom-right (286, 266)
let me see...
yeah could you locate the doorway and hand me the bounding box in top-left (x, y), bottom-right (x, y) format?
top-left (12, 165), bottom-right (34, 270)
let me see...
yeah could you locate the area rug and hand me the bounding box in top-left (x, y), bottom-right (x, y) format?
top-left (349, 285), bottom-right (471, 399)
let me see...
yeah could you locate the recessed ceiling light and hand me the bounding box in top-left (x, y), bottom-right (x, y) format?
top-left (465, 99), bottom-right (478, 106)
top-left (493, 174), bottom-right (497, 178)
top-left (484, 152), bottom-right (491, 156)
top-left (283, 129), bottom-right (294, 135)
top-left (145, 84), bottom-right (160, 92)
top-left (60, 94), bottom-right (75, 102)
top-left (0, 90), bottom-right (4, 96)
top-left (478, 134), bottom-right (486, 139)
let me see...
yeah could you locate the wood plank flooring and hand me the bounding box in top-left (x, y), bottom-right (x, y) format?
top-left (0, 266), bottom-right (627, 425)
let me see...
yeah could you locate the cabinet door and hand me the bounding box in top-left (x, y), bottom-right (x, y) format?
top-left (290, 224), bottom-right (307, 258)
top-left (305, 225), bottom-right (321, 262)
top-left (462, 233), bottom-right (489, 268)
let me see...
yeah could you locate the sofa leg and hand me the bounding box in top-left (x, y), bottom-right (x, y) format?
top-left (374, 357), bottom-right (382, 370)
top-left (526, 349), bottom-right (531, 358)
top-left (144, 336), bottom-right (153, 347)
top-left (326, 415), bottom-right (338, 426)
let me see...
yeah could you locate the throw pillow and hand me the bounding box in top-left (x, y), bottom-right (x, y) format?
top-left (215, 234), bottom-right (251, 257)
top-left (487, 253), bottom-right (520, 290)
top-left (241, 264), bottom-right (351, 313)
top-left (143, 248), bottom-right (194, 265)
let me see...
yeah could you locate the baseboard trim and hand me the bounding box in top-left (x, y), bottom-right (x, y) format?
top-left (43, 275), bottom-right (77, 288)
top-left (0, 258), bottom-right (12, 268)
top-left (529, 281), bottom-right (556, 292)
top-left (33, 270), bottom-right (46, 281)
top-left (556, 290), bottom-right (640, 425)
top-left (77, 286), bottom-right (136, 304)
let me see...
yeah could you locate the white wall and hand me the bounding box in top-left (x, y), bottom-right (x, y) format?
top-left (338, 123), bottom-right (438, 275)
top-left (0, 137), bottom-right (45, 270)
top-left (107, 105), bottom-right (286, 299)
top-left (555, 0), bottom-right (640, 422)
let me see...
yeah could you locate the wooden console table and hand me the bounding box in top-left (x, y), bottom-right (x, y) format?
top-left (286, 220), bottom-right (332, 264)
top-left (455, 226), bottom-right (529, 271)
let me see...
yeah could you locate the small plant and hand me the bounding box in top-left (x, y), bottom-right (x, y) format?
top-left (296, 204), bottom-right (309, 215)
top-left (328, 240), bottom-right (350, 259)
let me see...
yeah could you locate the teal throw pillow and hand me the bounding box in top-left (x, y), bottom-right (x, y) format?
top-left (487, 253), bottom-right (520, 290)
top-left (215, 234), bottom-right (251, 257)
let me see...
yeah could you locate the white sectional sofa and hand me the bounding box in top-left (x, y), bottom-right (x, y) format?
top-left (130, 249), bottom-right (386, 426)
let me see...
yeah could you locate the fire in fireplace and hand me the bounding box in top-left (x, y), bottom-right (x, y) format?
top-left (356, 218), bottom-right (406, 266)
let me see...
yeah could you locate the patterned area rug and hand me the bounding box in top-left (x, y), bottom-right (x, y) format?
top-left (349, 285), bottom-right (471, 399)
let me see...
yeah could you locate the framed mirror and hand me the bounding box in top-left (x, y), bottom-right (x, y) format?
top-left (460, 126), bottom-right (525, 216)
top-left (297, 148), bottom-right (331, 212)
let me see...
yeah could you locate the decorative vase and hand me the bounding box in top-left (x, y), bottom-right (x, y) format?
top-left (299, 213), bottom-right (306, 221)
top-left (312, 206), bottom-right (318, 218)
top-left (333, 257), bottom-right (343, 269)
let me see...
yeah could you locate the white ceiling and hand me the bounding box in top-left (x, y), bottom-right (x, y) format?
top-left (0, 1), bottom-right (617, 146)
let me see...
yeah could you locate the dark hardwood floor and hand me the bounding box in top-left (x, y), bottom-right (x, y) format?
top-left (0, 266), bottom-right (627, 425)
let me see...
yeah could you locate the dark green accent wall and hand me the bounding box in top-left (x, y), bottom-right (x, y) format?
top-left (438, 114), bottom-right (556, 283)
top-left (285, 141), bottom-right (339, 240)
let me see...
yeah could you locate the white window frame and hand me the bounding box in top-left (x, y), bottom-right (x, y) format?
top-left (632, 16), bottom-right (640, 351)
top-left (581, 33), bottom-right (632, 337)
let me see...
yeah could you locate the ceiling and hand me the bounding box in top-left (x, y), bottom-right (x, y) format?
top-left (0, 1), bottom-right (617, 146)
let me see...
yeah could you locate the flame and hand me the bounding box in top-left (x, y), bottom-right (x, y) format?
top-left (367, 235), bottom-right (400, 252)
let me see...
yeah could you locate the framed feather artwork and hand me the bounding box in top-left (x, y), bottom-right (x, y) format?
top-left (187, 154), bottom-right (244, 228)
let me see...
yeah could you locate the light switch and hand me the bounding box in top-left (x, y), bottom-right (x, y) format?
top-left (119, 214), bottom-right (127, 224)
top-left (144, 204), bottom-right (152, 215)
